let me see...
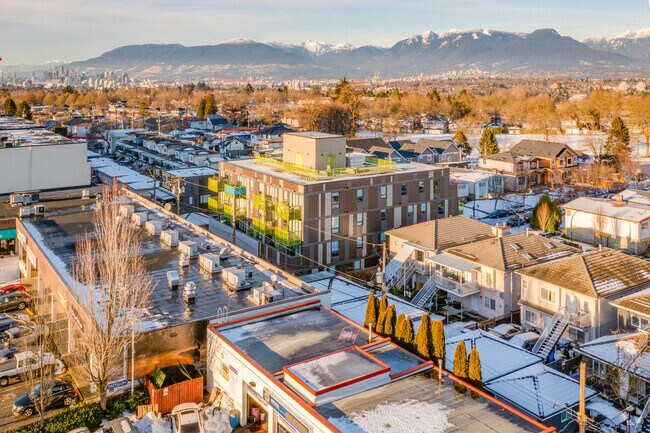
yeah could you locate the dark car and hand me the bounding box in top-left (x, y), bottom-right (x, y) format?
top-left (0, 292), bottom-right (31, 313)
top-left (485, 209), bottom-right (512, 219)
top-left (13, 379), bottom-right (79, 417)
top-left (0, 345), bottom-right (18, 365)
top-left (0, 284), bottom-right (27, 295)
top-left (0, 315), bottom-right (20, 333)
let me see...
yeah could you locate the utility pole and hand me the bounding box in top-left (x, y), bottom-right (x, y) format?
top-left (172, 177), bottom-right (185, 215)
top-left (148, 169), bottom-right (158, 204)
top-left (381, 242), bottom-right (387, 293)
top-left (157, 109), bottom-right (161, 136)
top-left (579, 361), bottom-right (586, 433)
top-left (232, 208), bottom-right (237, 245)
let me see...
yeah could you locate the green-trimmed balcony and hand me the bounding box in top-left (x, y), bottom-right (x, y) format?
top-left (274, 202), bottom-right (301, 220)
top-left (273, 227), bottom-right (302, 247)
top-left (252, 217), bottom-right (275, 235)
top-left (207, 177), bottom-right (224, 193)
top-left (253, 193), bottom-right (274, 211)
top-left (223, 181), bottom-right (246, 198)
top-left (207, 196), bottom-right (222, 212)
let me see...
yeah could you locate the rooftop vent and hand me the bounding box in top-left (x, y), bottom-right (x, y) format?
top-left (543, 242), bottom-right (555, 250)
top-left (511, 242), bottom-right (523, 251)
top-left (522, 252), bottom-right (536, 260)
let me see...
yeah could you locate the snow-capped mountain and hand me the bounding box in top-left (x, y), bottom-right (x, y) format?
top-left (583, 29), bottom-right (650, 59)
top-left (67, 28), bottom-right (649, 80)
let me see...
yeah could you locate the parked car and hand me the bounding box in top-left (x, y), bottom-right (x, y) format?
top-left (0, 291), bottom-right (31, 313)
top-left (522, 210), bottom-right (533, 222)
top-left (0, 345), bottom-right (19, 365)
top-left (0, 284), bottom-right (27, 294)
top-left (509, 332), bottom-right (541, 351)
top-left (506, 215), bottom-right (525, 227)
top-left (103, 417), bottom-right (135, 433)
top-left (2, 325), bottom-right (44, 348)
top-left (488, 323), bottom-right (522, 340)
top-left (13, 379), bottom-right (79, 417)
top-left (171, 403), bottom-right (205, 433)
top-left (485, 209), bottom-right (512, 219)
top-left (0, 351), bottom-right (57, 387)
top-left (0, 315), bottom-right (21, 333)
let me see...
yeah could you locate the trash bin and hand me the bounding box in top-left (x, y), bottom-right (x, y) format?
top-left (229, 409), bottom-right (240, 428)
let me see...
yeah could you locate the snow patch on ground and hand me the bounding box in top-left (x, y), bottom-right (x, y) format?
top-left (204, 407), bottom-right (233, 433)
top-left (133, 413), bottom-right (169, 433)
top-left (328, 400), bottom-right (453, 433)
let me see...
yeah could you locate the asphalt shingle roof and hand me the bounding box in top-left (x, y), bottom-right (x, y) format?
top-left (386, 216), bottom-right (495, 251)
top-left (509, 139), bottom-right (573, 159)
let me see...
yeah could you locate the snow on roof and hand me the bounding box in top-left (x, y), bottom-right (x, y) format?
top-left (164, 167), bottom-right (218, 177)
top-left (445, 330), bottom-right (542, 382)
top-left (586, 397), bottom-right (629, 426)
top-left (576, 332), bottom-right (650, 379)
top-left (564, 197), bottom-right (650, 222)
top-left (485, 363), bottom-right (597, 420)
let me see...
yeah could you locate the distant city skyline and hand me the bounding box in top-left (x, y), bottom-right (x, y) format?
top-left (1, 0), bottom-right (649, 66)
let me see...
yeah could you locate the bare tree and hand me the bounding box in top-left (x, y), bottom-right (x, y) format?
top-left (536, 201), bottom-right (551, 233)
top-left (592, 205), bottom-right (608, 246)
top-left (73, 185), bottom-right (154, 410)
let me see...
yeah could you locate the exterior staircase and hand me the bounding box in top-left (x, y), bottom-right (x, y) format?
top-left (411, 274), bottom-right (438, 309)
top-left (632, 395), bottom-right (650, 433)
top-left (532, 307), bottom-right (574, 359)
top-left (384, 244), bottom-right (416, 287)
top-left (393, 262), bottom-right (417, 291)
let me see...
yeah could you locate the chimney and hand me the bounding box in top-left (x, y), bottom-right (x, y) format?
top-left (614, 194), bottom-right (624, 203)
top-left (491, 224), bottom-right (510, 238)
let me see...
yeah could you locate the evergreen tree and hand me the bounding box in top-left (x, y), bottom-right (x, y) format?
top-left (3, 97), bottom-right (17, 115)
top-left (196, 98), bottom-right (206, 119)
top-left (244, 83), bottom-right (254, 94)
top-left (17, 101), bottom-right (32, 120)
top-left (138, 101), bottom-right (148, 119)
top-left (468, 346), bottom-right (482, 389)
top-left (432, 320), bottom-right (446, 363)
top-left (204, 93), bottom-right (217, 117)
top-left (363, 292), bottom-right (378, 328)
top-left (478, 127), bottom-right (499, 156)
top-left (452, 130), bottom-right (472, 159)
top-left (453, 340), bottom-right (468, 380)
top-left (394, 313), bottom-right (406, 344)
top-left (413, 313), bottom-right (432, 360)
top-left (402, 315), bottom-right (415, 349)
top-left (606, 116), bottom-right (631, 169)
top-left (16, 101), bottom-right (24, 117)
top-left (375, 308), bottom-right (388, 335)
top-left (378, 294), bottom-right (388, 321)
top-left (384, 305), bottom-right (397, 337)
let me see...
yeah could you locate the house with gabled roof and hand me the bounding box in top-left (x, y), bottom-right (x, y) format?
top-left (400, 139), bottom-right (462, 165)
top-left (517, 248), bottom-right (650, 345)
top-left (346, 137), bottom-right (387, 153)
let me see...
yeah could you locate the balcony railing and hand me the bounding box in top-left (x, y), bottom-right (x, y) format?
top-left (253, 193), bottom-right (274, 211)
top-left (254, 155), bottom-right (396, 180)
top-left (223, 181), bottom-right (246, 197)
top-left (252, 217), bottom-right (274, 234)
top-left (273, 227), bottom-right (302, 247)
top-left (275, 202), bottom-right (301, 220)
top-left (223, 203), bottom-right (246, 219)
top-left (435, 273), bottom-right (481, 297)
top-left (207, 196), bottom-right (222, 212)
top-left (207, 177), bottom-right (224, 193)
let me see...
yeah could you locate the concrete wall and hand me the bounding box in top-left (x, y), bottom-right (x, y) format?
top-left (0, 256), bottom-right (19, 284)
top-left (565, 210), bottom-right (645, 254)
top-left (283, 134), bottom-right (346, 170)
top-left (0, 143), bottom-right (91, 194)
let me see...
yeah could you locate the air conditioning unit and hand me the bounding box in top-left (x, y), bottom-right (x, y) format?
top-left (179, 254), bottom-right (190, 267)
top-left (145, 220), bottom-right (162, 236)
top-left (198, 253), bottom-right (223, 274)
top-left (119, 205), bottom-right (134, 217)
top-left (18, 207), bottom-right (34, 218)
top-left (179, 241), bottom-right (198, 258)
top-left (248, 283), bottom-right (282, 306)
top-left (183, 281), bottom-right (196, 305)
top-left (82, 189), bottom-right (90, 199)
top-left (218, 246), bottom-right (231, 260)
top-left (160, 229), bottom-right (179, 247)
top-left (132, 212), bottom-right (148, 227)
top-left (167, 270), bottom-right (179, 290)
top-left (222, 267), bottom-right (251, 291)
top-left (33, 204), bottom-right (45, 216)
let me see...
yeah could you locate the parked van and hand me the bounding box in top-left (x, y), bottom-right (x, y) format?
top-left (509, 332), bottom-right (540, 351)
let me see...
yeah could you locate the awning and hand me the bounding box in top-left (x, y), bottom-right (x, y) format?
top-left (426, 253), bottom-right (479, 272)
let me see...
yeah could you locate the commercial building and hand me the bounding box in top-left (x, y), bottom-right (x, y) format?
top-left (207, 299), bottom-right (551, 433)
top-left (0, 116), bottom-right (91, 195)
top-left (161, 167), bottom-right (218, 211)
top-left (212, 132), bottom-right (458, 272)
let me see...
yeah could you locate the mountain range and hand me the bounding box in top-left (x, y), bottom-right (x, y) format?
top-left (67, 28), bottom-right (650, 81)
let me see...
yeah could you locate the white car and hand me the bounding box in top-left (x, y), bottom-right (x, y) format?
top-left (488, 323), bottom-right (522, 340)
top-left (171, 403), bottom-right (205, 433)
top-left (0, 351), bottom-right (57, 387)
top-left (509, 332), bottom-right (540, 351)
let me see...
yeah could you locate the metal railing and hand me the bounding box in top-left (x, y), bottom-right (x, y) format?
top-left (275, 202), bottom-right (301, 220)
top-left (434, 273), bottom-right (481, 297)
top-left (254, 155), bottom-right (397, 180)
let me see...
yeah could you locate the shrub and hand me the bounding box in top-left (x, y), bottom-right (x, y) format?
top-left (383, 305), bottom-right (396, 337)
top-left (394, 313), bottom-right (406, 344)
top-left (468, 346), bottom-right (483, 389)
top-left (413, 313), bottom-right (432, 360)
top-left (453, 340), bottom-right (468, 380)
top-left (402, 315), bottom-right (415, 350)
top-left (363, 292), bottom-right (377, 328)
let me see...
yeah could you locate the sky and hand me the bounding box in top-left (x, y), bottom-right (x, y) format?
top-left (1, 0), bottom-right (649, 65)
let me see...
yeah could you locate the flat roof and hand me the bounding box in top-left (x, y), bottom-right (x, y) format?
top-left (18, 197), bottom-right (306, 331)
top-left (163, 167), bottom-right (218, 177)
top-left (0, 116), bottom-right (77, 148)
top-left (221, 158), bottom-right (442, 185)
top-left (564, 196), bottom-right (650, 222)
top-left (285, 132), bottom-right (343, 140)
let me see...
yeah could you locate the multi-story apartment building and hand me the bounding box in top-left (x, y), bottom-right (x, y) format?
top-left (211, 132), bottom-right (458, 272)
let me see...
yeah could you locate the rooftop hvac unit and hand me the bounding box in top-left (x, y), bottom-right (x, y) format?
top-left (10, 193), bottom-right (32, 207)
top-left (248, 283), bottom-right (282, 306)
top-left (82, 189), bottom-right (90, 199)
top-left (218, 246), bottom-right (231, 260)
top-left (145, 220), bottom-right (162, 236)
top-left (131, 212), bottom-right (148, 227)
top-left (160, 230), bottom-right (179, 247)
top-left (33, 204), bottom-right (45, 217)
top-left (179, 254), bottom-right (190, 267)
top-left (167, 270), bottom-right (179, 290)
top-left (183, 281), bottom-right (197, 305)
top-left (18, 207), bottom-right (34, 218)
top-left (179, 241), bottom-right (198, 258)
top-left (198, 253), bottom-right (222, 274)
top-left (119, 205), bottom-right (134, 217)
top-left (222, 267), bottom-right (251, 291)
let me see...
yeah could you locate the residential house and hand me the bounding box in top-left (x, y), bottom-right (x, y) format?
top-left (479, 139), bottom-right (580, 192)
top-left (517, 248), bottom-right (650, 345)
top-left (346, 137), bottom-right (387, 154)
top-left (450, 168), bottom-right (505, 201)
top-left (257, 123), bottom-right (295, 140)
top-left (64, 117), bottom-right (93, 138)
top-left (422, 115), bottom-right (449, 134)
top-left (399, 139), bottom-right (462, 165)
top-left (563, 196), bottom-right (650, 254)
top-left (610, 289), bottom-right (650, 332)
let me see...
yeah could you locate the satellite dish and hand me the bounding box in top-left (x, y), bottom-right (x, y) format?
top-left (164, 203), bottom-right (172, 211)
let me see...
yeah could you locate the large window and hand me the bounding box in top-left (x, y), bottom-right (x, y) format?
top-left (332, 216), bottom-right (340, 234)
top-left (331, 241), bottom-right (339, 257)
top-left (357, 189), bottom-right (363, 202)
top-left (380, 210), bottom-right (387, 221)
top-left (331, 192), bottom-right (339, 209)
top-left (356, 213), bottom-right (363, 226)
top-left (631, 314), bottom-right (650, 328)
top-left (401, 183), bottom-right (407, 196)
top-left (484, 272), bottom-right (492, 287)
top-left (380, 185), bottom-right (387, 199)
top-left (356, 237), bottom-right (363, 249)
top-left (524, 309), bottom-right (539, 325)
top-left (484, 297), bottom-right (496, 310)
top-left (540, 287), bottom-right (556, 303)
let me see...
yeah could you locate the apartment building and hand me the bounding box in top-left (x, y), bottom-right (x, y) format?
top-left (212, 132), bottom-right (458, 272)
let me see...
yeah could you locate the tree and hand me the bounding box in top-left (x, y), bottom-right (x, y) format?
top-left (244, 83), bottom-right (254, 94)
top-left (138, 101), bottom-right (148, 119)
top-left (204, 93), bottom-right (217, 117)
top-left (363, 292), bottom-right (378, 328)
top-left (196, 98), bottom-right (206, 119)
top-left (478, 127), bottom-right (499, 156)
top-left (530, 194), bottom-right (561, 232)
top-left (468, 346), bottom-right (482, 388)
top-left (378, 293), bottom-right (388, 319)
top-left (4, 97), bottom-right (17, 115)
top-left (453, 340), bottom-right (468, 380)
top-left (629, 95), bottom-right (650, 158)
top-left (413, 313), bottom-right (432, 360)
top-left (535, 201), bottom-right (551, 233)
top-left (431, 320), bottom-right (446, 364)
top-left (394, 313), bottom-right (406, 344)
top-left (402, 315), bottom-right (415, 350)
top-left (606, 116), bottom-right (631, 169)
top-left (384, 304), bottom-right (397, 337)
top-left (17, 101), bottom-right (33, 120)
top-left (452, 131), bottom-right (472, 159)
top-left (375, 307), bottom-right (388, 335)
top-left (73, 185), bottom-right (154, 410)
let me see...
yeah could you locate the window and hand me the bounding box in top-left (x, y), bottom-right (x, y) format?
top-left (484, 297), bottom-right (496, 310)
top-left (524, 309), bottom-right (539, 325)
top-left (631, 315), bottom-right (649, 328)
top-left (380, 185), bottom-right (387, 199)
top-left (560, 411), bottom-right (571, 424)
top-left (438, 201), bottom-right (445, 216)
top-left (568, 327), bottom-right (586, 344)
top-left (407, 205), bottom-right (414, 214)
top-left (530, 161), bottom-right (537, 169)
top-left (567, 158), bottom-right (573, 166)
top-left (332, 216), bottom-right (340, 234)
top-left (420, 203), bottom-right (426, 213)
top-left (331, 192), bottom-right (339, 209)
top-left (401, 183), bottom-right (407, 196)
top-left (434, 179), bottom-right (440, 193)
top-left (357, 189), bottom-right (363, 202)
top-left (354, 260), bottom-right (361, 270)
top-left (540, 287), bottom-right (556, 303)
top-left (200, 194), bottom-right (209, 204)
top-left (356, 237), bottom-right (363, 249)
top-left (331, 241), bottom-right (339, 257)
top-left (517, 176), bottom-right (526, 186)
top-left (418, 181), bottom-right (424, 193)
top-left (484, 272), bottom-right (492, 287)
top-left (380, 233), bottom-right (387, 243)
top-left (380, 210), bottom-right (386, 221)
top-left (356, 213), bottom-right (363, 226)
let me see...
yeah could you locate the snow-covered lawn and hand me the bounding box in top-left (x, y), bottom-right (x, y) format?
top-left (328, 400), bottom-right (452, 433)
